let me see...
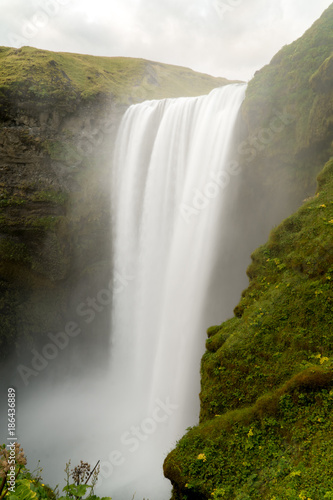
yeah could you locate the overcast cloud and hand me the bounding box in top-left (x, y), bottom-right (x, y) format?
top-left (0, 0), bottom-right (332, 80)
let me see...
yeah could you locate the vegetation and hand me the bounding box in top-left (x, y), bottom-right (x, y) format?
top-left (0, 45), bottom-right (236, 108)
top-left (31, 190), bottom-right (68, 205)
top-left (244, 2), bottom-right (333, 137)
top-left (0, 443), bottom-right (56, 500)
top-left (241, 3), bottom-right (333, 202)
top-left (199, 160), bottom-right (333, 421)
top-left (0, 444), bottom-right (111, 500)
top-left (165, 374), bottom-right (333, 499)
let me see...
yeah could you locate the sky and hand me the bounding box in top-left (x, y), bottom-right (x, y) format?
top-left (0, 0), bottom-right (332, 81)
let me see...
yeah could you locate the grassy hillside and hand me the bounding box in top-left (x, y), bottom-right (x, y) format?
top-left (0, 45), bottom-right (235, 108)
top-left (164, 4), bottom-right (333, 499)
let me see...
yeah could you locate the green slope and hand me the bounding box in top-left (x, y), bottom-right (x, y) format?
top-left (0, 45), bottom-right (236, 108)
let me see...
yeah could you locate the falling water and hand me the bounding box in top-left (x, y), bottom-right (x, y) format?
top-left (109, 83), bottom-right (247, 498)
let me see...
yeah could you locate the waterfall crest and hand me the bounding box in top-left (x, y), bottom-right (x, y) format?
top-left (109, 83), bottom-right (247, 498)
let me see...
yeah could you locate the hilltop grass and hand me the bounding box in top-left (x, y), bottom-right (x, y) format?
top-left (0, 46), bottom-right (235, 105)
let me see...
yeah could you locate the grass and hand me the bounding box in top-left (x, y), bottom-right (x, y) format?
top-left (0, 46), bottom-right (237, 106)
top-left (165, 378), bottom-right (333, 499)
top-left (198, 159), bottom-right (333, 421)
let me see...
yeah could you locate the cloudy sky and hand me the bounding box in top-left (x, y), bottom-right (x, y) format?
top-left (0, 0), bottom-right (332, 80)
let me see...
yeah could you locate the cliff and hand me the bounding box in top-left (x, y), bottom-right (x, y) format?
top-left (164, 4), bottom-right (333, 499)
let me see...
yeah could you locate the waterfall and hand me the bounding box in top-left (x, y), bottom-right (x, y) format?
top-left (108, 83), bottom-right (247, 499)
top-left (9, 83), bottom-right (247, 500)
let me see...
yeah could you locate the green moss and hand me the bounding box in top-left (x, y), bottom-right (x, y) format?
top-left (0, 238), bottom-right (31, 264)
top-left (310, 53), bottom-right (333, 93)
top-left (244, 3), bottom-right (333, 125)
top-left (0, 278), bottom-right (20, 359)
top-left (27, 215), bottom-right (61, 231)
top-left (42, 139), bottom-right (65, 160)
top-left (0, 211), bottom-right (63, 232)
top-left (31, 189), bottom-right (68, 205)
top-left (0, 189), bottom-right (67, 208)
top-left (198, 159), bottom-right (333, 421)
top-left (166, 371), bottom-right (333, 500)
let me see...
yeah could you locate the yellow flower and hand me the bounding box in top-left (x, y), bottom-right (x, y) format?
top-left (197, 453), bottom-right (207, 462)
top-left (299, 493), bottom-right (312, 500)
top-left (320, 356), bottom-right (329, 364)
top-left (247, 428), bottom-right (254, 437)
top-left (328, 219), bottom-right (333, 224)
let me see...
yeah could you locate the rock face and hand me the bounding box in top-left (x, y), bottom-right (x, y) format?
top-left (0, 46), bottom-right (235, 374)
top-left (164, 4), bottom-right (333, 499)
top-left (0, 98), bottom-right (117, 368)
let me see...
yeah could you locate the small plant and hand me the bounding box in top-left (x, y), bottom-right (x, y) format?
top-left (0, 444), bottom-right (111, 500)
top-left (59, 459), bottom-right (111, 500)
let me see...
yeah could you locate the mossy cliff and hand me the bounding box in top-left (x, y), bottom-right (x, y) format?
top-left (164, 4), bottom-right (333, 499)
top-left (237, 2), bottom-right (333, 240)
top-left (0, 47), bottom-right (235, 368)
